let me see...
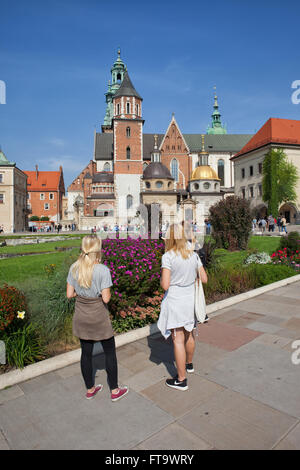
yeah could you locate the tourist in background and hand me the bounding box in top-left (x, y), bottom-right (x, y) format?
top-left (268, 215), bottom-right (275, 232)
top-left (281, 215), bottom-right (287, 234)
top-left (66, 235), bottom-right (128, 402)
top-left (158, 224), bottom-right (208, 391)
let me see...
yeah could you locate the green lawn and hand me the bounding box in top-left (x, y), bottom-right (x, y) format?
top-left (0, 239), bottom-right (82, 255)
top-left (215, 235), bottom-right (281, 268)
top-left (0, 249), bottom-right (79, 286)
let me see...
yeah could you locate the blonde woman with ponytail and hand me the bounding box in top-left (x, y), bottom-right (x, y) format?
top-left (67, 235), bottom-right (128, 401)
top-left (158, 223), bottom-right (207, 391)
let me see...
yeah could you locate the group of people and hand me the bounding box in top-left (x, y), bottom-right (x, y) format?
top-left (91, 224), bottom-right (141, 234)
top-left (252, 214), bottom-right (287, 234)
top-left (66, 224), bottom-right (207, 400)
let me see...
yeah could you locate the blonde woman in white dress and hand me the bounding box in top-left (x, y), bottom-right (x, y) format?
top-left (158, 223), bottom-right (208, 391)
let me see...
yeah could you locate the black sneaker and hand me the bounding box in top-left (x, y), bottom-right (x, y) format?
top-left (204, 314), bottom-right (209, 323)
top-left (166, 377), bottom-right (188, 391)
top-left (186, 363), bottom-right (194, 373)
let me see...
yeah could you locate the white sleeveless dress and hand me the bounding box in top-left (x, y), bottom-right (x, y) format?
top-left (157, 250), bottom-right (202, 339)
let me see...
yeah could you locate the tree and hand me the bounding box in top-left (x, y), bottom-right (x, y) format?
top-left (209, 196), bottom-right (252, 251)
top-left (262, 149), bottom-right (298, 217)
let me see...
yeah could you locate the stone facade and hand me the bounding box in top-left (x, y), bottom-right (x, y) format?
top-left (0, 151), bottom-right (27, 233)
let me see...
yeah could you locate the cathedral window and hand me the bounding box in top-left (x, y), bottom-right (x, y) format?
top-left (156, 181), bottom-right (163, 189)
top-left (171, 158), bottom-right (179, 182)
top-left (218, 159), bottom-right (225, 186)
top-left (117, 103), bottom-right (120, 115)
top-left (126, 102), bottom-right (130, 114)
top-left (136, 104), bottom-right (139, 116)
top-left (126, 147), bottom-right (131, 159)
top-left (127, 194), bottom-right (133, 209)
top-left (126, 127), bottom-right (131, 138)
top-left (103, 162), bottom-right (110, 171)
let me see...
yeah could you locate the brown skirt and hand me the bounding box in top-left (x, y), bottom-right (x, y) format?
top-left (73, 295), bottom-right (114, 341)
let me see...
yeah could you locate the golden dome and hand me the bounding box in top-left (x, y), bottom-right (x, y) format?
top-left (190, 165), bottom-right (220, 181)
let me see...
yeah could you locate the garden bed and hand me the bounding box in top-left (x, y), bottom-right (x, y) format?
top-left (1, 234), bottom-right (299, 373)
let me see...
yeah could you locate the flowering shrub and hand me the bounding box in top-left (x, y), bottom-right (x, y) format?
top-left (102, 237), bottom-right (164, 319)
top-left (244, 252), bottom-right (271, 265)
top-left (279, 232), bottom-right (300, 256)
top-left (271, 247), bottom-right (300, 270)
top-left (0, 284), bottom-right (27, 332)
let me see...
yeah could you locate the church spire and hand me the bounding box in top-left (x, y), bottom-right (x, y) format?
top-left (102, 49), bottom-right (127, 131)
top-left (207, 87), bottom-right (227, 135)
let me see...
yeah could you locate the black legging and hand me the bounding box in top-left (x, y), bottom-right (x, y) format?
top-left (80, 337), bottom-right (118, 390)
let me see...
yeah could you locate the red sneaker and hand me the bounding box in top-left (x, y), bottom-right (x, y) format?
top-left (85, 384), bottom-right (103, 400)
top-left (111, 386), bottom-right (129, 402)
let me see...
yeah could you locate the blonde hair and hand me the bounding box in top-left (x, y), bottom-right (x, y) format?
top-left (164, 223), bottom-right (193, 259)
top-left (72, 235), bottom-right (102, 288)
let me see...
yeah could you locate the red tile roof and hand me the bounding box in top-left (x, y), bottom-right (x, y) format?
top-left (232, 118), bottom-right (300, 159)
top-left (24, 170), bottom-right (62, 191)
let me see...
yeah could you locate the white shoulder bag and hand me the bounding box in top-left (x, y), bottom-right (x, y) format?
top-left (194, 255), bottom-right (206, 323)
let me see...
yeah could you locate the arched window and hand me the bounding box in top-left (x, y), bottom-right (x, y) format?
top-left (117, 103), bottom-right (120, 115)
top-left (136, 104), bottom-right (139, 116)
top-left (126, 146), bottom-right (131, 159)
top-left (218, 159), bottom-right (225, 186)
top-left (126, 102), bottom-right (130, 114)
top-left (171, 158), bottom-right (179, 182)
top-left (103, 162), bottom-right (110, 172)
top-left (127, 194), bottom-right (133, 209)
top-left (126, 127), bottom-right (130, 138)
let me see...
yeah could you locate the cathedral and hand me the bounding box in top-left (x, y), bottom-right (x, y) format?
top-left (66, 50), bottom-right (252, 231)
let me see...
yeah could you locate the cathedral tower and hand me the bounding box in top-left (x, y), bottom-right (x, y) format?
top-left (112, 71), bottom-right (144, 221)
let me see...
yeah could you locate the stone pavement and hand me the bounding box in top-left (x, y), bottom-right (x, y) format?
top-left (1, 282), bottom-right (300, 450)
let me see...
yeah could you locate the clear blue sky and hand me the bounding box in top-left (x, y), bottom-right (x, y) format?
top-left (1, 0), bottom-right (299, 188)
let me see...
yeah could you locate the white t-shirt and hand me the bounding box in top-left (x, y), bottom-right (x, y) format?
top-left (161, 250), bottom-right (202, 287)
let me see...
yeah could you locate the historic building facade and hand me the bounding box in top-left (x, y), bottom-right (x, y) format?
top-left (232, 117), bottom-right (300, 224)
top-left (67, 51), bottom-right (253, 231)
top-left (24, 165), bottom-right (65, 224)
top-left (0, 150), bottom-right (28, 232)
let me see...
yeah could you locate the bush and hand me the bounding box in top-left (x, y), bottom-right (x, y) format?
top-left (279, 231), bottom-right (300, 255)
top-left (40, 216), bottom-right (50, 221)
top-left (0, 284), bottom-right (27, 333)
top-left (248, 264), bottom-right (296, 286)
top-left (209, 196), bottom-right (252, 251)
top-left (204, 265), bottom-right (257, 302)
top-left (30, 216), bottom-right (40, 221)
top-left (3, 323), bottom-right (45, 369)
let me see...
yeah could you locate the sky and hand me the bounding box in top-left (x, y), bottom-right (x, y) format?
top-left (1, 0), bottom-right (300, 189)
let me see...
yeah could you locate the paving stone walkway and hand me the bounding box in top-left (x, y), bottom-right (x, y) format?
top-left (1, 281), bottom-right (300, 450)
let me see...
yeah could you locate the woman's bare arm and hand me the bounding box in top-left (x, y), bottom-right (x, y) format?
top-left (199, 266), bottom-right (208, 284)
top-left (160, 268), bottom-right (171, 291)
top-left (102, 287), bottom-right (111, 304)
top-left (66, 282), bottom-right (76, 299)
